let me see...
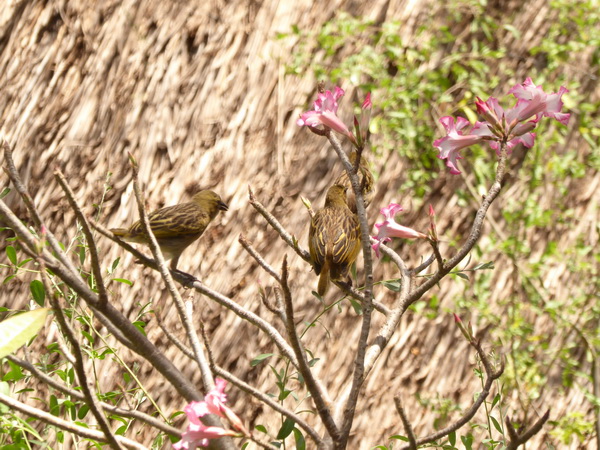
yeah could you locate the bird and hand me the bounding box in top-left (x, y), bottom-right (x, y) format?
top-left (111, 190), bottom-right (228, 271)
top-left (333, 150), bottom-right (374, 214)
top-left (309, 184), bottom-right (361, 297)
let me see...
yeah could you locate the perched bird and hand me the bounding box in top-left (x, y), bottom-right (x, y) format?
top-left (309, 184), bottom-right (361, 297)
top-left (111, 190), bottom-right (228, 271)
top-left (333, 150), bottom-right (374, 214)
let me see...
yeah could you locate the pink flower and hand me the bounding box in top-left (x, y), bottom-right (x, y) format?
top-left (434, 116), bottom-right (484, 175)
top-left (173, 422), bottom-right (237, 449)
top-left (471, 121), bottom-right (535, 155)
top-left (174, 379), bottom-right (248, 449)
top-left (371, 203), bottom-right (427, 258)
top-left (297, 86), bottom-right (356, 142)
top-left (355, 92), bottom-right (372, 146)
top-left (475, 97), bottom-right (503, 130)
top-left (186, 379), bottom-right (248, 434)
top-left (362, 92), bottom-right (372, 109)
top-left (508, 77), bottom-right (570, 125)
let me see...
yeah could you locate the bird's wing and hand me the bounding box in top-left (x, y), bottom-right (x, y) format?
top-left (129, 203), bottom-right (208, 238)
top-left (331, 213), bottom-right (361, 266)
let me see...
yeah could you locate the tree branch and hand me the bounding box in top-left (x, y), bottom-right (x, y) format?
top-left (0, 392), bottom-right (146, 450)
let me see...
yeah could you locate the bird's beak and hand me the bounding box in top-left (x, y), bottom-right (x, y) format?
top-left (218, 201), bottom-right (229, 212)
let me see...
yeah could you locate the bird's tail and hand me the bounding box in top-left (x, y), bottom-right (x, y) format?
top-left (317, 253), bottom-right (332, 297)
top-left (110, 228), bottom-right (129, 237)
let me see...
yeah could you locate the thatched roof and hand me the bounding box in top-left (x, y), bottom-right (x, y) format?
top-left (1, 0), bottom-right (597, 448)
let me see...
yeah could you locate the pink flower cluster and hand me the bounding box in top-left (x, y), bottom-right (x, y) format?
top-left (174, 379), bottom-right (247, 449)
top-left (434, 78), bottom-right (570, 174)
top-left (297, 86), bottom-right (372, 147)
top-left (371, 203), bottom-right (427, 258)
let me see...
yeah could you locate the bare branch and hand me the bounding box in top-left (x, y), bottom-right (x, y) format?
top-left (280, 255), bottom-right (339, 441)
top-left (394, 395), bottom-right (417, 450)
top-left (239, 234), bottom-right (282, 284)
top-left (334, 281), bottom-right (391, 316)
top-left (38, 260), bottom-right (124, 450)
top-left (2, 141), bottom-right (80, 276)
top-left (505, 410), bottom-right (551, 450)
top-left (156, 314), bottom-right (196, 360)
top-left (399, 337), bottom-right (505, 449)
top-left (212, 366), bottom-right (323, 446)
top-left (325, 131), bottom-right (375, 449)
top-left (6, 356), bottom-right (180, 436)
top-left (54, 170), bottom-right (109, 306)
top-left (0, 393), bottom-right (146, 450)
top-left (186, 277), bottom-right (300, 370)
top-left (248, 185), bottom-right (311, 262)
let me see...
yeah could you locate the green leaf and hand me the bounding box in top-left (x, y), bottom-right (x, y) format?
top-left (0, 308), bottom-right (50, 358)
top-left (503, 24), bottom-right (521, 39)
top-left (251, 353), bottom-right (274, 367)
top-left (276, 417), bottom-right (295, 440)
top-left (255, 424), bottom-right (268, 434)
top-left (472, 261), bottom-right (495, 271)
top-left (461, 433), bottom-right (474, 450)
top-left (389, 435), bottom-right (409, 441)
top-left (448, 430), bottom-right (456, 445)
top-left (382, 279), bottom-right (401, 292)
top-left (455, 272), bottom-right (470, 281)
top-left (293, 428), bottom-right (306, 450)
top-left (30, 280), bottom-right (46, 307)
top-left (348, 298), bottom-right (363, 315)
top-left (78, 404), bottom-right (90, 420)
top-left (491, 393), bottom-right (501, 408)
top-left (0, 187), bottom-right (10, 199)
top-left (111, 278), bottom-right (133, 286)
top-left (491, 416), bottom-right (503, 434)
top-left (5, 245), bottom-right (17, 265)
top-left (2, 359), bottom-right (24, 382)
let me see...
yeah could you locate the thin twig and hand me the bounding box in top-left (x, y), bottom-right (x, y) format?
top-left (6, 355), bottom-right (180, 436)
top-left (399, 337), bottom-right (504, 449)
top-left (239, 234), bottom-right (282, 284)
top-left (280, 255), bottom-right (339, 441)
top-left (260, 285), bottom-right (286, 321)
top-left (394, 395), bottom-right (417, 450)
top-left (326, 132), bottom-right (374, 448)
top-left (248, 185), bottom-right (311, 262)
top-left (246, 436), bottom-right (279, 450)
top-left (186, 277), bottom-right (300, 370)
top-left (156, 314), bottom-right (196, 360)
top-left (54, 170), bottom-right (109, 306)
top-left (505, 410), bottom-right (550, 450)
top-left (411, 253), bottom-right (436, 275)
top-left (212, 366), bottom-right (323, 446)
top-left (39, 260), bottom-right (124, 450)
top-left (334, 281), bottom-right (391, 316)
top-left (2, 141), bottom-right (80, 277)
top-left (0, 393), bottom-right (146, 450)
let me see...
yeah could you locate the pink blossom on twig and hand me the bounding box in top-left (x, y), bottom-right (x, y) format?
top-left (371, 203), bottom-right (427, 258)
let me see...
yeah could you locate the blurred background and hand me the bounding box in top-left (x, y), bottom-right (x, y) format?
top-left (0, 0), bottom-right (598, 448)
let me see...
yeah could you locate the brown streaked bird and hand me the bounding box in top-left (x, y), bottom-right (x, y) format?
top-left (309, 184), bottom-right (361, 297)
top-left (111, 190), bottom-right (228, 271)
top-left (333, 150), bottom-right (374, 214)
